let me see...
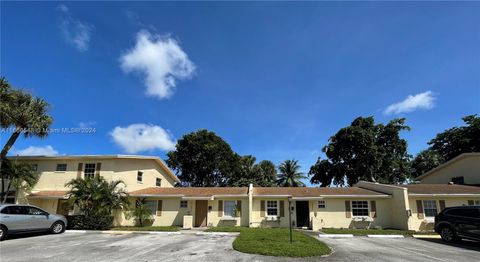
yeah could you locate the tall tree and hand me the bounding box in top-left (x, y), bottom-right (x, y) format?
top-left (277, 159), bottom-right (306, 187)
top-left (309, 117), bottom-right (411, 187)
top-left (0, 78), bottom-right (53, 160)
top-left (166, 129), bottom-right (240, 187)
top-left (230, 156), bottom-right (277, 187)
top-left (0, 160), bottom-right (38, 203)
top-left (411, 114), bottom-right (479, 177)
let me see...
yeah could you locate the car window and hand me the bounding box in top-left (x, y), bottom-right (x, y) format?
top-left (27, 207), bottom-right (47, 215)
top-left (447, 208), bottom-right (479, 218)
top-left (0, 207), bottom-right (8, 214)
top-left (7, 206), bottom-right (28, 215)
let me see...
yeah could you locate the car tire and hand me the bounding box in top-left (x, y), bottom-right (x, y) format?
top-left (0, 225), bottom-right (7, 241)
top-left (50, 221), bottom-right (66, 234)
top-left (439, 226), bottom-right (458, 243)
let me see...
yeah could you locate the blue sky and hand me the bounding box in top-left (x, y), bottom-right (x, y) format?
top-left (1, 2), bottom-right (479, 185)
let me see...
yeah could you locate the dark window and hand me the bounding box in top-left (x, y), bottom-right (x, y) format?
top-left (137, 171), bottom-right (143, 182)
top-left (447, 208), bottom-right (479, 218)
top-left (56, 164), bottom-right (67, 171)
top-left (156, 178), bottom-right (162, 187)
top-left (0, 207), bottom-right (8, 214)
top-left (451, 176), bottom-right (464, 185)
top-left (352, 201), bottom-right (369, 217)
top-left (84, 163), bottom-right (96, 179)
top-left (31, 164), bottom-right (38, 171)
top-left (7, 206), bottom-right (28, 215)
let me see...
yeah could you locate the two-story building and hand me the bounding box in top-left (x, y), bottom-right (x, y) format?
top-left (7, 154), bottom-right (480, 231)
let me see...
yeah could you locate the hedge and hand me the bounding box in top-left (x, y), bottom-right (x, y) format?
top-left (66, 215), bottom-right (113, 230)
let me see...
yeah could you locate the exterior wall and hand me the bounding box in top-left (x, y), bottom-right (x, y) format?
top-left (311, 198), bottom-right (392, 230)
top-left (356, 182), bottom-right (410, 230)
top-left (419, 156), bottom-right (480, 185)
top-left (206, 198), bottom-right (249, 227)
top-left (250, 198), bottom-right (290, 228)
top-left (27, 198), bottom-right (59, 214)
top-left (16, 158), bottom-right (175, 192)
top-left (408, 196), bottom-right (480, 231)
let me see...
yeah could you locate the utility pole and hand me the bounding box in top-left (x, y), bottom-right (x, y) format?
top-left (288, 196), bottom-right (292, 244)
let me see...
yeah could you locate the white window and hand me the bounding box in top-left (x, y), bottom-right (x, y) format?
top-left (423, 200), bottom-right (438, 217)
top-left (224, 200), bottom-right (236, 217)
top-left (156, 178), bottom-right (162, 187)
top-left (352, 201), bottom-right (369, 217)
top-left (180, 200), bottom-right (188, 208)
top-left (56, 164), bottom-right (67, 172)
top-left (468, 200), bottom-right (480, 206)
top-left (84, 163), bottom-right (96, 179)
top-left (266, 200), bottom-right (278, 216)
top-left (31, 164), bottom-right (38, 171)
top-left (137, 171), bottom-right (143, 183)
top-left (143, 200), bottom-right (157, 215)
top-left (318, 200), bottom-right (326, 208)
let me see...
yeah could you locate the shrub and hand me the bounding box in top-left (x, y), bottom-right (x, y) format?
top-left (66, 215), bottom-right (113, 230)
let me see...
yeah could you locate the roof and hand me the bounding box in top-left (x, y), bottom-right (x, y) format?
top-left (8, 154), bottom-right (180, 182)
top-left (28, 191), bottom-right (68, 198)
top-left (129, 187), bottom-right (249, 197)
top-left (416, 152), bottom-right (480, 180)
top-left (401, 184), bottom-right (480, 195)
top-left (253, 187), bottom-right (388, 197)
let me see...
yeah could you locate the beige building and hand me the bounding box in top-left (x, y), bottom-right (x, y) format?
top-left (417, 153), bottom-right (480, 186)
top-left (8, 155), bottom-right (480, 231)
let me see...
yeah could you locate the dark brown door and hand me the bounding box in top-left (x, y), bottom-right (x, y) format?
top-left (195, 200), bottom-right (208, 227)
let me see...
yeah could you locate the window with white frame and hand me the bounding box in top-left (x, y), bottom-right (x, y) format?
top-left (318, 200), bottom-right (326, 208)
top-left (423, 200), bottom-right (438, 217)
top-left (352, 201), bottom-right (369, 217)
top-left (468, 200), bottom-right (480, 206)
top-left (31, 164), bottom-right (38, 171)
top-left (84, 163), bottom-right (96, 179)
top-left (137, 171), bottom-right (143, 183)
top-left (143, 200), bottom-right (157, 215)
top-left (224, 200), bottom-right (236, 217)
top-left (156, 178), bottom-right (162, 187)
top-left (56, 164), bottom-right (67, 172)
top-left (266, 200), bottom-right (278, 216)
top-left (180, 200), bottom-right (188, 208)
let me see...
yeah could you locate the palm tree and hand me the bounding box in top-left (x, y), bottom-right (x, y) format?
top-left (65, 176), bottom-right (129, 217)
top-left (277, 159), bottom-right (307, 187)
top-left (126, 199), bottom-right (153, 227)
top-left (0, 160), bottom-right (38, 203)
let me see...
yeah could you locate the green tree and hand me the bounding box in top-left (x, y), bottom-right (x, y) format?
top-left (166, 129), bottom-right (240, 187)
top-left (277, 159), bottom-right (306, 187)
top-left (309, 117), bottom-right (411, 187)
top-left (230, 156), bottom-right (277, 187)
top-left (0, 77), bottom-right (53, 198)
top-left (126, 199), bottom-right (153, 227)
top-left (0, 159), bottom-right (38, 203)
top-left (65, 176), bottom-right (129, 217)
top-left (411, 114), bottom-right (479, 177)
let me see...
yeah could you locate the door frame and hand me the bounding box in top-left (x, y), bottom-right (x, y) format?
top-left (195, 200), bottom-right (208, 227)
top-left (295, 201), bottom-right (310, 228)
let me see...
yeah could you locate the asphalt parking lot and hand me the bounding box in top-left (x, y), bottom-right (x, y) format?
top-left (0, 232), bottom-right (478, 262)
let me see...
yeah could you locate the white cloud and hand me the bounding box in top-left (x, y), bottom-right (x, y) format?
top-left (384, 91), bottom-right (436, 115)
top-left (110, 123), bottom-right (176, 153)
top-left (57, 4), bottom-right (93, 52)
top-left (120, 30), bottom-right (196, 99)
top-left (15, 146), bottom-right (59, 156)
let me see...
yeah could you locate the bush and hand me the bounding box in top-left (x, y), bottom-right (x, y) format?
top-left (66, 215), bottom-right (113, 230)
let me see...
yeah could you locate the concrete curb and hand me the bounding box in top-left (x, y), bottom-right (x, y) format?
top-left (412, 234), bottom-right (441, 239)
top-left (367, 235), bottom-right (404, 238)
top-left (319, 234), bottom-right (354, 238)
top-left (65, 230), bottom-right (180, 235)
top-left (195, 232), bottom-right (240, 236)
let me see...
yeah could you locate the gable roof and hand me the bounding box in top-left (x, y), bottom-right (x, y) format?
top-left (252, 187), bottom-right (388, 197)
top-left (130, 187), bottom-right (249, 197)
top-left (8, 155), bottom-right (180, 182)
top-left (401, 184), bottom-right (480, 195)
top-left (416, 153), bottom-right (480, 180)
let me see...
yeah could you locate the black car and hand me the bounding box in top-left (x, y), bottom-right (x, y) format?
top-left (434, 205), bottom-right (480, 243)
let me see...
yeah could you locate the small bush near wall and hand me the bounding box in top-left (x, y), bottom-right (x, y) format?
top-left (66, 215), bottom-right (113, 230)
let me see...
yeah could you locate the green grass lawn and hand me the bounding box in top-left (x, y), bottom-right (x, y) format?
top-left (110, 226), bottom-right (179, 232)
top-left (232, 228), bottom-right (330, 257)
top-left (205, 226), bottom-right (245, 232)
top-left (320, 228), bottom-right (437, 236)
